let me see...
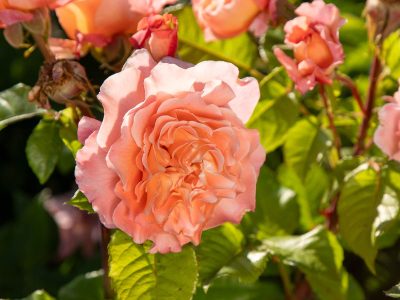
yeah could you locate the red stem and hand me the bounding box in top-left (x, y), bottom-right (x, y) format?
top-left (354, 54), bottom-right (381, 155)
top-left (335, 74), bottom-right (366, 115)
top-left (319, 85), bottom-right (342, 159)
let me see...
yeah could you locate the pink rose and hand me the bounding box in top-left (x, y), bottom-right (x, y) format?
top-left (192, 0), bottom-right (277, 41)
top-left (0, 0), bottom-right (71, 28)
top-left (55, 0), bottom-right (177, 47)
top-left (374, 86), bottom-right (400, 161)
top-left (274, 0), bottom-right (345, 94)
top-left (75, 49), bottom-right (265, 253)
top-left (130, 14), bottom-right (178, 61)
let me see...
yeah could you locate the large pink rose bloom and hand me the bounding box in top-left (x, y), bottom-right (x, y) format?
top-left (274, 0), bottom-right (345, 94)
top-left (75, 49), bottom-right (265, 253)
top-left (0, 0), bottom-right (71, 28)
top-left (56, 0), bottom-right (177, 46)
top-left (192, 0), bottom-right (277, 41)
top-left (374, 87), bottom-right (400, 161)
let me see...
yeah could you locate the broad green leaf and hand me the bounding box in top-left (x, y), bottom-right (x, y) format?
top-left (248, 95), bottom-right (299, 152)
top-left (21, 290), bottom-right (55, 300)
top-left (174, 7), bottom-right (259, 77)
top-left (108, 230), bottom-right (198, 300)
top-left (58, 270), bottom-right (103, 300)
top-left (0, 84), bottom-right (43, 130)
top-left (347, 274), bottom-right (365, 300)
top-left (338, 166), bottom-right (383, 273)
top-left (246, 167), bottom-right (299, 237)
top-left (196, 224), bottom-right (266, 285)
top-left (283, 117), bottom-right (330, 179)
top-left (68, 190), bottom-right (94, 213)
top-left (59, 108), bottom-right (82, 157)
top-left (193, 280), bottom-right (285, 300)
top-left (26, 119), bottom-right (63, 184)
top-left (262, 226), bottom-right (348, 300)
top-left (386, 283), bottom-right (400, 298)
top-left (383, 30), bottom-right (400, 79)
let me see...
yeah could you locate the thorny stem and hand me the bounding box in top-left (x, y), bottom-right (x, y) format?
top-left (32, 34), bottom-right (55, 62)
top-left (354, 53), bottom-right (382, 155)
top-left (101, 224), bottom-right (114, 300)
top-left (319, 85), bottom-right (342, 159)
top-left (335, 73), bottom-right (366, 115)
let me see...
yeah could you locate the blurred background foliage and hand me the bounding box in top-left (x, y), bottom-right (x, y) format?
top-left (1, 0), bottom-right (400, 299)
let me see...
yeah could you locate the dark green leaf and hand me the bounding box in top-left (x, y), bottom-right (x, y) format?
top-left (26, 119), bottom-right (63, 184)
top-left (68, 190), bottom-right (94, 214)
top-left (108, 230), bottom-right (198, 300)
top-left (338, 166), bottom-right (383, 273)
top-left (58, 270), bottom-right (103, 300)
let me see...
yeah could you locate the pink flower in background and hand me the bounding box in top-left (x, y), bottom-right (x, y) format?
top-left (374, 86), bottom-right (400, 161)
top-left (56, 0), bottom-right (177, 47)
top-left (274, 0), bottom-right (345, 94)
top-left (75, 49), bottom-right (265, 253)
top-left (0, 0), bottom-right (71, 28)
top-left (192, 0), bottom-right (278, 41)
top-left (130, 14), bottom-right (178, 61)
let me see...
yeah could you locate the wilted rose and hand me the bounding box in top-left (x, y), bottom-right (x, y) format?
top-left (374, 85), bottom-right (400, 161)
top-left (130, 14), bottom-right (178, 61)
top-left (192, 0), bottom-right (278, 41)
top-left (75, 49), bottom-right (265, 253)
top-left (274, 0), bottom-right (345, 94)
top-left (55, 0), bottom-right (177, 47)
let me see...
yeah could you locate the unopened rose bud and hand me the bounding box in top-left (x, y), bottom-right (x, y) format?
top-left (366, 0), bottom-right (400, 44)
top-left (130, 14), bottom-right (178, 61)
top-left (29, 60), bottom-right (91, 109)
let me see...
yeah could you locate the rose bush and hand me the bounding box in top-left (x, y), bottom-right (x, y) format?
top-left (75, 49), bottom-right (265, 253)
top-left (274, 0), bottom-right (345, 93)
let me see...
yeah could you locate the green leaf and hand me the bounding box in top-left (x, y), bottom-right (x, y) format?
top-left (386, 283), bottom-right (400, 298)
top-left (0, 84), bottom-right (43, 130)
top-left (108, 230), bottom-right (198, 300)
top-left (248, 95), bottom-right (299, 152)
top-left (283, 117), bottom-right (330, 179)
top-left (68, 190), bottom-right (94, 213)
top-left (338, 166), bottom-right (383, 273)
top-left (246, 167), bottom-right (299, 236)
top-left (58, 108), bottom-right (82, 157)
top-left (26, 119), bottom-right (63, 184)
top-left (58, 270), bottom-right (103, 300)
top-left (383, 30), bottom-right (400, 79)
top-left (173, 6), bottom-right (259, 77)
top-left (262, 226), bottom-right (348, 300)
top-left (21, 290), bottom-right (55, 300)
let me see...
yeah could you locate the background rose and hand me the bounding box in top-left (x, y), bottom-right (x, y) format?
top-left (55, 0), bottom-right (177, 46)
top-left (130, 13), bottom-right (178, 61)
top-left (192, 0), bottom-right (276, 41)
top-left (374, 86), bottom-right (400, 161)
top-left (75, 49), bottom-right (265, 253)
top-left (274, 0), bottom-right (345, 94)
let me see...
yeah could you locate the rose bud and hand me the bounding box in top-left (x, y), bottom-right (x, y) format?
top-left (130, 14), bottom-right (178, 61)
top-left (192, 0), bottom-right (280, 41)
top-left (75, 49), bottom-right (265, 253)
top-left (374, 84), bottom-right (400, 161)
top-left (55, 0), bottom-right (177, 48)
top-left (365, 0), bottom-right (400, 45)
top-left (274, 0), bottom-right (345, 94)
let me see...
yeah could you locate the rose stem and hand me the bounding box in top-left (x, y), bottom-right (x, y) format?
top-left (353, 53), bottom-right (382, 155)
top-left (335, 73), bottom-right (366, 115)
top-left (100, 224), bottom-right (114, 299)
top-left (32, 34), bottom-right (55, 63)
top-left (274, 257), bottom-right (295, 300)
top-left (319, 85), bottom-right (341, 159)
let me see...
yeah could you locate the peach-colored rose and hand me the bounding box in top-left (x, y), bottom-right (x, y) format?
top-left (274, 0), bottom-right (345, 94)
top-left (0, 0), bottom-right (71, 28)
top-left (374, 86), bottom-right (400, 161)
top-left (75, 49), bottom-right (265, 253)
top-left (56, 0), bottom-right (177, 47)
top-left (130, 14), bottom-right (178, 61)
top-left (192, 0), bottom-right (277, 41)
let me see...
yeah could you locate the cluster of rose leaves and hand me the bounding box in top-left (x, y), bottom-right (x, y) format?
top-left (2, 0), bottom-right (400, 297)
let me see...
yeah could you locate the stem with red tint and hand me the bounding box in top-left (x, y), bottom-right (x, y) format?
top-left (335, 73), bottom-right (365, 115)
